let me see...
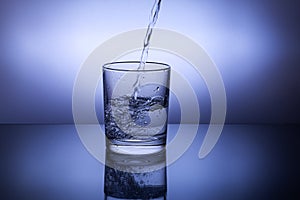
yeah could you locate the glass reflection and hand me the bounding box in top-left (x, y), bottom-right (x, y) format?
top-left (104, 148), bottom-right (167, 200)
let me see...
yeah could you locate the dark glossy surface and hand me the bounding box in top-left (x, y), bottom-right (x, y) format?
top-left (0, 124), bottom-right (299, 199)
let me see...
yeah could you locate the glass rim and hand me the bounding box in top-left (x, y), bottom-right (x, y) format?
top-left (103, 61), bottom-right (170, 72)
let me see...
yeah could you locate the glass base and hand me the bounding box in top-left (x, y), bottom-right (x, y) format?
top-left (107, 143), bottom-right (165, 155)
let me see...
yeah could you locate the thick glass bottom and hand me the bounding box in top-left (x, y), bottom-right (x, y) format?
top-left (107, 143), bottom-right (166, 155)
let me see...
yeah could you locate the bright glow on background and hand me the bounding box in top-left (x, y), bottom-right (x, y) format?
top-left (0, 0), bottom-right (299, 124)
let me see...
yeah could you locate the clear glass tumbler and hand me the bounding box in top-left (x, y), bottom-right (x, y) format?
top-left (103, 61), bottom-right (170, 154)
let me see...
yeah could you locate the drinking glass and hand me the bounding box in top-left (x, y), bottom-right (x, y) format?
top-left (103, 61), bottom-right (170, 154)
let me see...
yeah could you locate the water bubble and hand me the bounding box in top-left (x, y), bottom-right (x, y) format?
top-left (154, 86), bottom-right (160, 92)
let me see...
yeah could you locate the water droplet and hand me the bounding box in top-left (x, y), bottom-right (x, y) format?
top-left (154, 86), bottom-right (160, 92)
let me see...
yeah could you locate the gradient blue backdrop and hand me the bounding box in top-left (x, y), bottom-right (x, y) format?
top-left (0, 0), bottom-right (299, 124)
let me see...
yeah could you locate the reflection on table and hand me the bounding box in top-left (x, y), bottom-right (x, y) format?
top-left (0, 124), bottom-right (299, 199)
top-left (104, 148), bottom-right (166, 200)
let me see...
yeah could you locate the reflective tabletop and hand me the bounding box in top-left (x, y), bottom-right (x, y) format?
top-left (1, 124), bottom-right (299, 199)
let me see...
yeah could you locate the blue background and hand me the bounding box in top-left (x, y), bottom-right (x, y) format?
top-left (1, 1), bottom-right (300, 199)
top-left (1, 0), bottom-right (299, 124)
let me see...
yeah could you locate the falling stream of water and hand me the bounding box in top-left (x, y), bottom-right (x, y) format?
top-left (133, 0), bottom-right (162, 99)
